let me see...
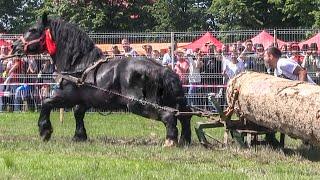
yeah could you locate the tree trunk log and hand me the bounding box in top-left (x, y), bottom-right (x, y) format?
top-left (227, 72), bottom-right (320, 145)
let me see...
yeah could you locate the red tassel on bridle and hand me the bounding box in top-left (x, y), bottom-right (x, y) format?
top-left (45, 29), bottom-right (56, 56)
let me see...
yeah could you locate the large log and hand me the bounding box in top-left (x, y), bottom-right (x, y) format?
top-left (226, 71), bottom-right (320, 145)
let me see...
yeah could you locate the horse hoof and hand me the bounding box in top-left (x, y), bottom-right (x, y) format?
top-left (178, 139), bottom-right (191, 147)
top-left (163, 139), bottom-right (177, 147)
top-left (72, 135), bottom-right (87, 142)
top-left (40, 129), bottom-right (53, 141)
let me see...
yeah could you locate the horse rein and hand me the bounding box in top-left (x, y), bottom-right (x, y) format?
top-left (0, 54), bottom-right (25, 60)
top-left (1, 34), bottom-right (43, 60)
top-left (20, 32), bottom-right (46, 53)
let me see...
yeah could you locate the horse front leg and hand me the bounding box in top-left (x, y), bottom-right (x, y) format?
top-left (72, 104), bottom-right (89, 142)
top-left (161, 112), bottom-right (178, 147)
top-left (38, 96), bottom-right (64, 141)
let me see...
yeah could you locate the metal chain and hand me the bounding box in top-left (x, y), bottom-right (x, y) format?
top-left (84, 83), bottom-right (180, 114)
top-left (60, 73), bottom-right (217, 117)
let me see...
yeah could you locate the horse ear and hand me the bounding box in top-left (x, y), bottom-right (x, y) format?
top-left (41, 12), bottom-right (49, 27)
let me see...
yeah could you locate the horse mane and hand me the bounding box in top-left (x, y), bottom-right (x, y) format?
top-left (48, 18), bottom-right (104, 73)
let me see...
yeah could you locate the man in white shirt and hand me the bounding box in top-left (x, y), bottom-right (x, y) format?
top-left (222, 51), bottom-right (245, 81)
top-left (264, 47), bottom-right (315, 84)
top-left (162, 45), bottom-right (178, 69)
top-left (186, 49), bottom-right (203, 106)
top-left (264, 47), bottom-right (316, 146)
top-left (121, 39), bottom-right (138, 57)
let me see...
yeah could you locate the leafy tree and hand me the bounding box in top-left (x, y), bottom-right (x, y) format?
top-left (312, 11), bottom-right (320, 28)
top-left (147, 0), bottom-right (213, 31)
top-left (1, 0), bottom-right (318, 33)
top-left (270, 0), bottom-right (320, 28)
top-left (208, 0), bottom-right (285, 30)
top-left (37, 0), bottom-right (155, 32)
top-left (0, 0), bottom-right (43, 33)
top-left (208, 0), bottom-right (320, 30)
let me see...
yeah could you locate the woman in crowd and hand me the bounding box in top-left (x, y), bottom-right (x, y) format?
top-left (186, 49), bottom-right (203, 106)
top-left (151, 50), bottom-right (162, 63)
top-left (142, 44), bottom-right (153, 58)
top-left (222, 51), bottom-right (245, 82)
top-left (110, 45), bottom-right (122, 58)
top-left (280, 44), bottom-right (288, 58)
top-left (174, 50), bottom-right (189, 85)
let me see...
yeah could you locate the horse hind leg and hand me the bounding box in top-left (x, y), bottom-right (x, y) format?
top-left (178, 115), bottom-right (192, 146)
top-left (127, 101), bottom-right (179, 147)
top-left (72, 104), bottom-right (89, 142)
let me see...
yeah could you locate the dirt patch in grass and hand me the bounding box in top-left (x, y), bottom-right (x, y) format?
top-left (96, 136), bottom-right (162, 146)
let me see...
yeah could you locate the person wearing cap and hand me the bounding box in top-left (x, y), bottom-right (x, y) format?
top-left (264, 46), bottom-right (315, 84)
top-left (121, 38), bottom-right (138, 57)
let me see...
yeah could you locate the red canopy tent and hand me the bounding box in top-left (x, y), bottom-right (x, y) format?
top-left (0, 33), bottom-right (12, 48)
top-left (250, 30), bottom-right (286, 49)
top-left (299, 32), bottom-right (320, 50)
top-left (181, 32), bottom-right (223, 52)
top-left (0, 39), bottom-right (11, 47)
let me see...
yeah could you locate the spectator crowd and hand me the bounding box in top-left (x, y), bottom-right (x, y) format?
top-left (0, 37), bottom-right (319, 112)
top-left (0, 45), bottom-right (56, 112)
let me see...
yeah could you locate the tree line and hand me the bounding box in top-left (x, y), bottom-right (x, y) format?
top-left (0, 0), bottom-right (319, 33)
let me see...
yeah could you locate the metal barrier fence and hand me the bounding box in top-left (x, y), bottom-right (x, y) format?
top-left (0, 29), bottom-right (319, 112)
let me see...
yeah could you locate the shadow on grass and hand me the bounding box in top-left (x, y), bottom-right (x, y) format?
top-left (283, 145), bottom-right (320, 162)
top-left (96, 136), bottom-right (162, 146)
top-left (0, 134), bottom-right (202, 149)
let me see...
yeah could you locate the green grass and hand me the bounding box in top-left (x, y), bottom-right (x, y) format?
top-left (0, 112), bottom-right (320, 179)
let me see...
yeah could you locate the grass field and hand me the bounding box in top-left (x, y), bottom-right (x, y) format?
top-left (0, 112), bottom-right (320, 179)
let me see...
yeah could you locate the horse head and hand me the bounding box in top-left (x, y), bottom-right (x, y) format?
top-left (12, 13), bottom-right (51, 56)
top-left (12, 13), bottom-right (103, 74)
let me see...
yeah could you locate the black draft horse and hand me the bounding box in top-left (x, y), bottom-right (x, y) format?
top-left (11, 13), bottom-right (191, 147)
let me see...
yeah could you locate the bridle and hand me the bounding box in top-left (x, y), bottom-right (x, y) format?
top-left (19, 31), bottom-right (46, 54)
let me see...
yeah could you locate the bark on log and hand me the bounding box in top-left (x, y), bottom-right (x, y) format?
top-left (227, 71), bottom-right (320, 145)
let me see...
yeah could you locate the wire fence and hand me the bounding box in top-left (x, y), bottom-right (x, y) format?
top-left (0, 29), bottom-right (319, 112)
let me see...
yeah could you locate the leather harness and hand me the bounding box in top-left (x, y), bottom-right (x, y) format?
top-left (56, 57), bottom-right (110, 86)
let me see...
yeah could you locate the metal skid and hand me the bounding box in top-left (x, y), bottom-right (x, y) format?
top-left (194, 90), bottom-right (285, 148)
